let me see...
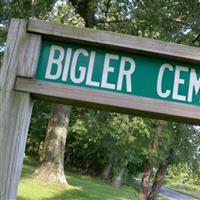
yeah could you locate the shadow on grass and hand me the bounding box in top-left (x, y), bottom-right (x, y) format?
top-left (20, 157), bottom-right (39, 178)
top-left (18, 158), bottom-right (138, 200)
top-left (20, 165), bottom-right (36, 178)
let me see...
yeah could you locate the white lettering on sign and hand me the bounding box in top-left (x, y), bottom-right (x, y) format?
top-left (157, 63), bottom-right (173, 98)
top-left (70, 48), bottom-right (88, 84)
top-left (101, 53), bottom-right (118, 90)
top-left (172, 65), bottom-right (188, 101)
top-left (157, 64), bottom-right (200, 103)
top-left (117, 57), bottom-right (135, 92)
top-left (45, 45), bottom-right (199, 104)
top-left (45, 45), bottom-right (64, 80)
top-left (45, 45), bottom-right (136, 93)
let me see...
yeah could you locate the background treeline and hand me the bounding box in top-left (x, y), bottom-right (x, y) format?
top-left (27, 101), bottom-right (200, 185)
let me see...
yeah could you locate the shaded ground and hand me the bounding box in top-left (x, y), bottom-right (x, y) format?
top-left (18, 158), bottom-right (138, 200)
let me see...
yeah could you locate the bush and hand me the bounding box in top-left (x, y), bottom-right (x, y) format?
top-left (166, 163), bottom-right (200, 186)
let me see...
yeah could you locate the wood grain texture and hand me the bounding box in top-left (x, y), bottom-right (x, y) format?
top-left (27, 19), bottom-right (200, 65)
top-left (0, 19), bottom-right (21, 199)
top-left (15, 77), bottom-right (200, 125)
top-left (0, 19), bottom-right (41, 200)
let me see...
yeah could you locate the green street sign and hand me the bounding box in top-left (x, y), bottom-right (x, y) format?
top-left (36, 40), bottom-right (200, 106)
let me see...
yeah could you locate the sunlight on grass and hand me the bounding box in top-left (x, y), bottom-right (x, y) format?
top-left (17, 159), bottom-right (138, 200)
top-left (18, 178), bottom-right (82, 200)
top-left (158, 196), bottom-right (168, 200)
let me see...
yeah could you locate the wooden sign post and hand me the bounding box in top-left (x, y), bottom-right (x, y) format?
top-left (0, 19), bottom-right (41, 200)
top-left (0, 18), bottom-right (200, 199)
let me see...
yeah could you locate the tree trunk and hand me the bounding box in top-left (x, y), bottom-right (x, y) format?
top-left (34, 0), bottom-right (96, 186)
top-left (139, 121), bottom-right (162, 200)
top-left (101, 161), bottom-right (112, 180)
top-left (148, 148), bottom-right (174, 200)
top-left (139, 161), bottom-right (153, 200)
top-left (70, 0), bottom-right (97, 28)
top-left (34, 104), bottom-right (71, 184)
top-left (111, 167), bottom-right (125, 188)
top-left (147, 160), bottom-right (169, 200)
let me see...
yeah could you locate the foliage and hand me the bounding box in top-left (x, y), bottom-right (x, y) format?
top-left (26, 101), bottom-right (51, 159)
top-left (0, 0), bottom-right (55, 60)
top-left (166, 163), bottom-right (200, 186)
top-left (0, 0), bottom-right (54, 23)
top-left (50, 1), bottom-right (85, 27)
top-left (66, 108), bottom-right (157, 177)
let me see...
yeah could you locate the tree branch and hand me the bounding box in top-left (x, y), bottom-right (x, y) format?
top-left (96, 18), bottom-right (133, 24)
top-left (105, 0), bottom-right (111, 17)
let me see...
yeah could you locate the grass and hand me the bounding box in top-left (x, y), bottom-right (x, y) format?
top-left (157, 197), bottom-right (167, 200)
top-left (17, 158), bottom-right (167, 200)
top-left (165, 183), bottom-right (200, 200)
top-left (17, 158), bottom-right (138, 200)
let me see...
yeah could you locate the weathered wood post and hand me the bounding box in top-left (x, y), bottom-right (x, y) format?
top-left (0, 19), bottom-right (41, 200)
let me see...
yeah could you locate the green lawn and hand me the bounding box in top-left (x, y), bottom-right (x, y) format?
top-left (17, 158), bottom-right (138, 200)
top-left (17, 158), bottom-right (166, 200)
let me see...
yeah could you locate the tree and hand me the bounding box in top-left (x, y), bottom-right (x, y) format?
top-left (148, 123), bottom-right (200, 200)
top-left (139, 121), bottom-right (162, 200)
top-left (108, 115), bottom-right (150, 188)
top-left (34, 104), bottom-right (71, 184)
top-left (0, 0), bottom-right (54, 61)
top-left (0, 0), bottom-right (74, 185)
top-left (148, 150), bottom-right (173, 200)
top-left (33, 1), bottom-right (84, 184)
top-left (60, 0), bottom-right (200, 192)
top-left (68, 108), bottom-right (153, 187)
